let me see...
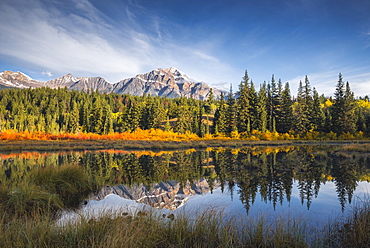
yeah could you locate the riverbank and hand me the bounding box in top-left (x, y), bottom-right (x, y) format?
top-left (1, 139), bottom-right (370, 152)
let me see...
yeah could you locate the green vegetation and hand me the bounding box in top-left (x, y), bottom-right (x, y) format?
top-left (0, 199), bottom-right (369, 247)
top-left (0, 72), bottom-right (369, 139)
top-left (0, 164), bottom-right (97, 220)
top-left (1, 146), bottom-right (369, 212)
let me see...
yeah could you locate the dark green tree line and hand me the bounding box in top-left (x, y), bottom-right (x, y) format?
top-left (0, 72), bottom-right (366, 137)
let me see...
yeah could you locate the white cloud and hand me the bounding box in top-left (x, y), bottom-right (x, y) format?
top-left (0, 0), bottom-right (235, 87)
top-left (193, 51), bottom-right (219, 63)
top-left (0, 0), bottom-right (145, 82)
top-left (42, 71), bottom-right (54, 77)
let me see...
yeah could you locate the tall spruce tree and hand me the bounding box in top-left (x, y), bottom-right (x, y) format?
top-left (237, 70), bottom-right (251, 133)
top-left (102, 103), bottom-right (113, 134)
top-left (204, 88), bottom-right (215, 114)
top-left (311, 88), bottom-right (325, 132)
top-left (293, 80), bottom-right (310, 134)
top-left (257, 82), bottom-right (268, 132)
top-left (227, 85), bottom-right (238, 135)
top-left (273, 79), bottom-right (284, 133)
top-left (196, 107), bottom-right (203, 137)
top-left (267, 75), bottom-right (279, 132)
top-left (174, 98), bottom-right (193, 133)
top-left (213, 92), bottom-right (228, 134)
top-left (249, 81), bottom-right (259, 131)
top-left (278, 82), bottom-right (293, 133)
top-left (304, 76), bottom-right (314, 127)
top-left (331, 74), bottom-right (357, 134)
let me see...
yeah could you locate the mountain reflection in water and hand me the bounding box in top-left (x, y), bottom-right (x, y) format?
top-left (0, 145), bottom-right (369, 220)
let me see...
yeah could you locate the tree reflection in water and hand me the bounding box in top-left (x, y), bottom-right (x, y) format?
top-left (0, 145), bottom-right (369, 213)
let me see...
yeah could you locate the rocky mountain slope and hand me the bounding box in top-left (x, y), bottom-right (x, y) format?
top-left (0, 68), bottom-right (225, 100)
top-left (0, 71), bottom-right (41, 88)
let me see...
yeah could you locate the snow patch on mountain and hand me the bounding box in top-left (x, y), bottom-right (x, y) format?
top-left (0, 68), bottom-right (227, 100)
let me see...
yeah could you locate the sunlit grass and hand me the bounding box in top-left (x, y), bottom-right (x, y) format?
top-left (1, 196), bottom-right (369, 247)
top-left (0, 164), bottom-right (97, 220)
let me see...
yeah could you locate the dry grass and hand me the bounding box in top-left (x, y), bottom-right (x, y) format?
top-left (324, 197), bottom-right (370, 247)
top-left (1, 197), bottom-right (369, 247)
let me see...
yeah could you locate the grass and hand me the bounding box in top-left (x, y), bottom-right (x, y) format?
top-left (0, 207), bottom-right (311, 248)
top-left (324, 197), bottom-right (370, 247)
top-left (0, 164), bottom-right (97, 220)
top-left (1, 197), bottom-right (369, 247)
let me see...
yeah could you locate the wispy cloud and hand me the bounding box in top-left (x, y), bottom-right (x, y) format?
top-left (193, 51), bottom-right (219, 63)
top-left (0, 0), bottom-right (145, 81)
top-left (287, 68), bottom-right (370, 97)
top-left (42, 71), bottom-right (53, 77)
top-left (0, 0), bottom-right (232, 86)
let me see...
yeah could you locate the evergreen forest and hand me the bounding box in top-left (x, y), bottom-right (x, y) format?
top-left (0, 71), bottom-right (370, 140)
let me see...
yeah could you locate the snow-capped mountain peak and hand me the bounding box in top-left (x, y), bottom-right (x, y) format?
top-left (0, 68), bottom-right (227, 100)
top-left (2, 70), bottom-right (33, 81)
top-left (0, 70), bottom-right (38, 88)
top-left (162, 67), bottom-right (193, 84)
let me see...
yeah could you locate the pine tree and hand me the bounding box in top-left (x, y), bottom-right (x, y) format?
top-left (249, 81), bottom-right (259, 131)
top-left (213, 92), bottom-right (228, 135)
top-left (126, 99), bottom-right (142, 132)
top-left (204, 88), bottom-right (215, 114)
top-left (90, 97), bottom-right (104, 134)
top-left (140, 97), bottom-right (164, 130)
top-left (257, 82), bottom-right (268, 132)
top-left (331, 74), bottom-right (357, 134)
top-left (293, 80), bottom-right (310, 134)
top-left (343, 82), bottom-right (357, 133)
top-left (79, 100), bottom-right (91, 132)
top-left (226, 85), bottom-right (238, 135)
top-left (236, 70), bottom-right (251, 133)
top-left (278, 82), bottom-right (293, 133)
top-left (164, 116), bottom-right (172, 131)
top-left (174, 98), bottom-right (193, 134)
top-left (68, 102), bottom-right (80, 133)
top-left (197, 107), bottom-right (206, 137)
top-left (273, 79), bottom-right (284, 132)
top-left (266, 75), bottom-right (280, 132)
top-left (102, 103), bottom-right (113, 134)
top-left (311, 88), bottom-right (325, 132)
top-left (304, 76), bottom-right (314, 127)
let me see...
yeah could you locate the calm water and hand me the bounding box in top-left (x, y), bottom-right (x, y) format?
top-left (1, 145), bottom-right (369, 226)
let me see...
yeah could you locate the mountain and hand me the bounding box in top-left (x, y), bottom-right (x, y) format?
top-left (0, 68), bottom-right (226, 100)
top-left (0, 71), bottom-right (41, 89)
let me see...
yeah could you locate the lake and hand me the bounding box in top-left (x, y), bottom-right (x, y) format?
top-left (1, 145), bottom-right (369, 228)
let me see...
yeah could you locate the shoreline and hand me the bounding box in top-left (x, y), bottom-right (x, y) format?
top-left (1, 139), bottom-right (370, 152)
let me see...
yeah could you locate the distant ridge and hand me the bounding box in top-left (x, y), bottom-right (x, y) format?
top-left (0, 68), bottom-right (226, 100)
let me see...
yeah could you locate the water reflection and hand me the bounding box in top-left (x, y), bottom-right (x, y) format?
top-left (0, 146), bottom-right (369, 215)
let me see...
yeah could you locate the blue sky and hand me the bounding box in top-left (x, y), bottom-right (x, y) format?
top-left (0, 0), bottom-right (369, 96)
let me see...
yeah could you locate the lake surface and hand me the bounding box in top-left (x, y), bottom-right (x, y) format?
top-left (1, 145), bottom-right (369, 227)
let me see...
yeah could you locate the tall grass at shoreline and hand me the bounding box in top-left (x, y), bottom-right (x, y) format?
top-left (1, 198), bottom-right (369, 247)
top-left (0, 164), bottom-right (96, 220)
top-left (323, 196), bottom-right (370, 247)
top-left (0, 207), bottom-right (311, 247)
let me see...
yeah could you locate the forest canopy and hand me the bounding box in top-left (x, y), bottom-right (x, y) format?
top-left (0, 72), bottom-right (369, 140)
